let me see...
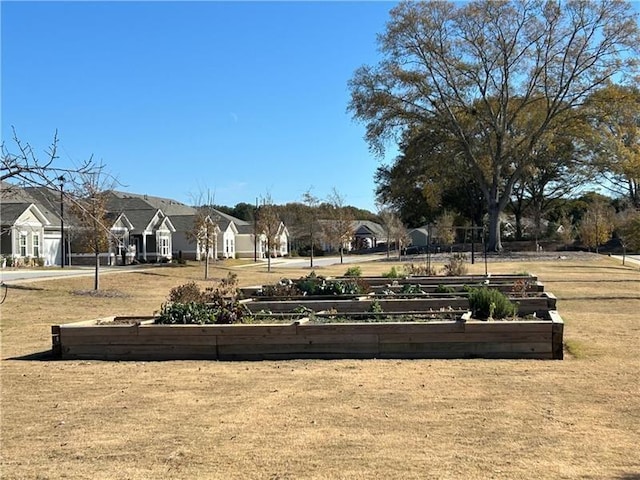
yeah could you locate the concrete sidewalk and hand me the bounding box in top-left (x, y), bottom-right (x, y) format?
top-left (610, 255), bottom-right (640, 267)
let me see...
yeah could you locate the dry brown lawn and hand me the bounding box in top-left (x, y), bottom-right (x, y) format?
top-left (1, 256), bottom-right (639, 479)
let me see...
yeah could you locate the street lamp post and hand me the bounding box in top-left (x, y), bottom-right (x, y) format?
top-left (59, 176), bottom-right (65, 268)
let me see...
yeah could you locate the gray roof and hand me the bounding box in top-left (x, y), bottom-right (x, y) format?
top-left (169, 215), bottom-right (196, 232)
top-left (352, 220), bottom-right (385, 238)
top-left (110, 191), bottom-right (196, 216)
top-left (0, 203), bottom-right (35, 225)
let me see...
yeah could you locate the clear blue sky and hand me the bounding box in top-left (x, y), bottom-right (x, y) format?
top-left (2, 1), bottom-right (398, 211)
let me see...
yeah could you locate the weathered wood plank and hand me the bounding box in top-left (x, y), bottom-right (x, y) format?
top-left (138, 324), bottom-right (298, 336)
top-left (60, 335), bottom-right (219, 346)
top-left (297, 322), bottom-right (465, 335)
top-left (379, 332), bottom-right (552, 344)
top-left (216, 333), bottom-right (379, 346)
top-left (60, 325), bottom-right (139, 337)
top-left (62, 344), bottom-right (218, 360)
top-left (217, 342), bottom-right (380, 356)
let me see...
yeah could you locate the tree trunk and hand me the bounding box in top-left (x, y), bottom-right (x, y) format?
top-left (514, 210), bottom-right (523, 241)
top-left (94, 252), bottom-right (100, 290)
top-left (487, 203), bottom-right (503, 252)
top-left (339, 246), bottom-right (344, 264)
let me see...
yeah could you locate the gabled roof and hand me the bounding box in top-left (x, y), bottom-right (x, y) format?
top-left (352, 220), bottom-right (385, 238)
top-left (168, 214), bottom-right (196, 233)
top-left (0, 202), bottom-right (50, 226)
top-left (109, 191), bottom-right (196, 216)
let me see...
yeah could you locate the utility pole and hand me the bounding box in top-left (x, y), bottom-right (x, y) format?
top-left (59, 176), bottom-right (65, 268)
top-left (254, 197), bottom-right (258, 262)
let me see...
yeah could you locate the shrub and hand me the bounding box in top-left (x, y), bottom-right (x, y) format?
top-left (400, 284), bottom-right (423, 294)
top-left (435, 284), bottom-right (455, 294)
top-left (468, 287), bottom-right (517, 320)
top-left (157, 302), bottom-right (217, 324)
top-left (158, 275), bottom-right (246, 325)
top-left (441, 253), bottom-right (468, 276)
top-left (168, 282), bottom-right (205, 303)
top-left (382, 266), bottom-right (403, 278)
top-left (403, 263), bottom-right (437, 276)
top-left (344, 266), bottom-right (362, 277)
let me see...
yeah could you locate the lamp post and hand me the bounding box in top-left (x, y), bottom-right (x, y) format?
top-left (59, 176), bottom-right (65, 268)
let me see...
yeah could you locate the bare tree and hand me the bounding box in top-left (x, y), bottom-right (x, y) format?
top-left (323, 188), bottom-right (355, 264)
top-left (349, 0), bottom-right (640, 251)
top-left (2, 127), bottom-right (99, 190)
top-left (68, 168), bottom-right (116, 290)
top-left (302, 188), bottom-right (320, 268)
top-left (187, 190), bottom-right (220, 280)
top-left (257, 194), bottom-right (282, 273)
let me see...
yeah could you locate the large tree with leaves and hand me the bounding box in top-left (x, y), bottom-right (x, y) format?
top-left (349, 0), bottom-right (639, 251)
top-left (584, 84), bottom-right (640, 208)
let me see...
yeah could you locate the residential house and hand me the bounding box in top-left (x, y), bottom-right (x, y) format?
top-left (1, 183), bottom-right (67, 266)
top-left (104, 192), bottom-right (176, 263)
top-left (0, 202), bottom-right (50, 266)
top-left (409, 227), bottom-right (429, 248)
top-left (351, 220), bottom-right (386, 250)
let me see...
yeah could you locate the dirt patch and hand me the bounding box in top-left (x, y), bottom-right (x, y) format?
top-left (72, 289), bottom-right (131, 298)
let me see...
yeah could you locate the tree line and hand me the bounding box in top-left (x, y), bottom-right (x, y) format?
top-left (349, 0), bottom-right (640, 252)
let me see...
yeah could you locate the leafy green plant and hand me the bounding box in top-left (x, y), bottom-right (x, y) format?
top-left (369, 299), bottom-right (384, 314)
top-left (435, 284), bottom-right (455, 294)
top-left (400, 284), bottom-right (423, 294)
top-left (441, 253), bottom-right (468, 276)
top-left (157, 301), bottom-right (217, 324)
top-left (344, 266), bottom-right (362, 277)
top-left (468, 287), bottom-right (517, 320)
top-left (158, 274), bottom-right (246, 325)
top-left (382, 266), bottom-right (402, 278)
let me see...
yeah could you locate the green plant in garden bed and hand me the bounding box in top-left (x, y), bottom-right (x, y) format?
top-left (157, 273), bottom-right (247, 325)
top-left (399, 284), bottom-right (424, 295)
top-left (344, 266), bottom-right (362, 277)
top-left (435, 284), bottom-right (456, 294)
top-left (468, 287), bottom-right (517, 320)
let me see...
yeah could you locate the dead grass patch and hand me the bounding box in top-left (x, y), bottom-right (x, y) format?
top-left (1, 256), bottom-right (639, 479)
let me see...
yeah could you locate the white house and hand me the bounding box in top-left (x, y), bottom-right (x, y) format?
top-left (0, 203), bottom-right (51, 266)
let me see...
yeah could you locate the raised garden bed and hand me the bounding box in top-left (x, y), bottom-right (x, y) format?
top-left (52, 311), bottom-right (563, 361)
top-left (51, 274), bottom-right (564, 361)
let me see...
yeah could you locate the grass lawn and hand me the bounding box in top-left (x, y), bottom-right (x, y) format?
top-left (1, 255), bottom-right (639, 479)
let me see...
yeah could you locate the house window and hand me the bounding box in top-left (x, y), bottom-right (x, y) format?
top-left (33, 234), bottom-right (40, 258)
top-left (159, 236), bottom-right (170, 257)
top-left (19, 234), bottom-right (27, 257)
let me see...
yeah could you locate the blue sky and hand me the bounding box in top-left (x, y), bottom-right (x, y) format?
top-left (2, 1), bottom-right (398, 211)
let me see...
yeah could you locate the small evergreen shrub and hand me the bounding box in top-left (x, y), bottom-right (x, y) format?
top-left (468, 287), bottom-right (517, 320)
top-left (435, 284), bottom-right (455, 294)
top-left (400, 284), bottom-right (424, 294)
top-left (382, 266), bottom-right (402, 278)
top-left (344, 266), bottom-right (362, 277)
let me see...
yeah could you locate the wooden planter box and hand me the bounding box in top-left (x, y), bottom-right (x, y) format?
top-left (52, 311), bottom-right (563, 361)
top-left (243, 292), bottom-right (556, 317)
